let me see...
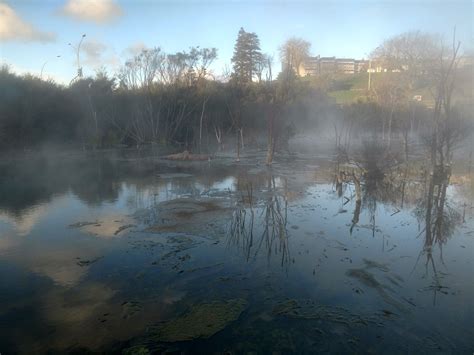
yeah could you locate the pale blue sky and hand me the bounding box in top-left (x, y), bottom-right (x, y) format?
top-left (1, 0), bottom-right (472, 84)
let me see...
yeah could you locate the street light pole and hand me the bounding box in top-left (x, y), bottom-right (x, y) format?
top-left (69, 34), bottom-right (86, 84)
top-left (40, 55), bottom-right (61, 79)
top-left (77, 33), bottom-right (86, 78)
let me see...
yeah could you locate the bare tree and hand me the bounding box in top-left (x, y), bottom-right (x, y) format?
top-left (428, 29), bottom-right (463, 169)
top-left (119, 48), bottom-right (164, 89)
top-left (266, 53), bottom-right (297, 165)
top-left (372, 75), bottom-right (406, 147)
top-left (117, 47), bottom-right (217, 147)
top-left (117, 48), bottom-right (164, 146)
top-left (371, 31), bottom-right (441, 90)
top-left (279, 37), bottom-right (311, 76)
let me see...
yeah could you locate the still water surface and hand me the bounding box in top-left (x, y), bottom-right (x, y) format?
top-left (0, 151), bottom-right (473, 353)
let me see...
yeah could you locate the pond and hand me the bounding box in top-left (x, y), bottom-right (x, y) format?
top-left (0, 149), bottom-right (473, 354)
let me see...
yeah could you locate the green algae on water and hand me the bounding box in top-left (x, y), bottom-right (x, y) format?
top-left (122, 345), bottom-right (150, 355)
top-left (151, 299), bottom-right (247, 342)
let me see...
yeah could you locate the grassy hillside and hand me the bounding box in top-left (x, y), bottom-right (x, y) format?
top-left (313, 69), bottom-right (472, 107)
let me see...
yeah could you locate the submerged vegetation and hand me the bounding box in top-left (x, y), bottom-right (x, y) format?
top-left (149, 299), bottom-right (247, 342)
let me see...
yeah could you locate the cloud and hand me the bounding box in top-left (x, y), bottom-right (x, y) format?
top-left (0, 204), bottom-right (48, 236)
top-left (60, 0), bottom-right (122, 24)
top-left (82, 39), bottom-right (108, 65)
top-left (123, 41), bottom-right (148, 57)
top-left (78, 39), bottom-right (120, 72)
top-left (0, 3), bottom-right (56, 42)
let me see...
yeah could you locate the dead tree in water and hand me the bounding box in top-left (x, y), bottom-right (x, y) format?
top-left (263, 55), bottom-right (277, 166)
top-left (428, 30), bottom-right (462, 170)
top-left (214, 126), bottom-right (224, 151)
top-left (225, 84), bottom-right (244, 162)
top-left (266, 54), bottom-right (297, 166)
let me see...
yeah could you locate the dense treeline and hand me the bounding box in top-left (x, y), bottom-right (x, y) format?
top-left (0, 69), bottom-right (81, 149)
top-left (0, 63), bottom-right (335, 153)
top-left (0, 28), bottom-right (472, 160)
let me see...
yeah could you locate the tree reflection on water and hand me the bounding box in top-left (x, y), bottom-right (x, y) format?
top-left (334, 136), bottom-right (468, 305)
top-left (228, 175), bottom-right (290, 266)
top-left (414, 165), bottom-right (462, 304)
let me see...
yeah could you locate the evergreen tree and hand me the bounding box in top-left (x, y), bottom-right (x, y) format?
top-left (231, 27), bottom-right (262, 84)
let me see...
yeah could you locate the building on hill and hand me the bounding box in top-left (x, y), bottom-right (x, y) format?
top-left (298, 55), bottom-right (473, 77)
top-left (298, 56), bottom-right (369, 76)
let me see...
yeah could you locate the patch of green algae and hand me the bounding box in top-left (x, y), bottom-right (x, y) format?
top-left (151, 299), bottom-right (247, 342)
top-left (122, 345), bottom-right (150, 355)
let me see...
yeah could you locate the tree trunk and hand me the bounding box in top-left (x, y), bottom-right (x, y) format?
top-left (199, 99), bottom-right (207, 153)
top-left (387, 106), bottom-right (394, 149)
top-left (266, 107), bottom-right (275, 165)
top-left (382, 118), bottom-right (386, 141)
top-left (214, 126), bottom-right (223, 151)
top-left (236, 129), bottom-right (240, 162)
top-left (403, 128), bottom-right (409, 162)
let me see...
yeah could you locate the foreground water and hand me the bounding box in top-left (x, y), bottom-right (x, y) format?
top-left (0, 150), bottom-right (473, 354)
